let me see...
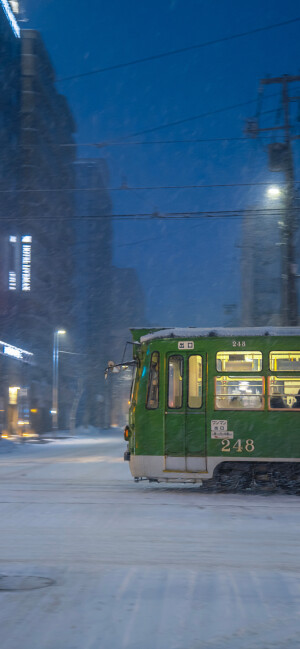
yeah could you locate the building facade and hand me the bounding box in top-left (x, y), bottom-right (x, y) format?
top-left (74, 159), bottom-right (113, 428)
top-left (0, 11), bottom-right (77, 433)
top-left (0, 2), bottom-right (26, 435)
top-left (0, 0), bottom-right (20, 290)
top-left (74, 161), bottom-right (146, 429)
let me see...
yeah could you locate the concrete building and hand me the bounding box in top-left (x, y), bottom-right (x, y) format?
top-left (0, 16), bottom-right (77, 433)
top-left (0, 339), bottom-right (34, 437)
top-left (74, 159), bottom-right (113, 428)
top-left (73, 162), bottom-right (146, 429)
top-left (0, 0), bottom-right (20, 273)
top-left (0, 2), bottom-right (26, 435)
top-left (18, 29), bottom-right (76, 430)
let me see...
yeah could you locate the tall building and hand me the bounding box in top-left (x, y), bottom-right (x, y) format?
top-left (74, 160), bottom-right (146, 429)
top-left (74, 159), bottom-right (113, 428)
top-left (0, 2), bottom-right (24, 434)
top-left (19, 29), bottom-right (76, 429)
top-left (0, 18), bottom-right (77, 433)
top-left (0, 0), bottom-right (20, 259)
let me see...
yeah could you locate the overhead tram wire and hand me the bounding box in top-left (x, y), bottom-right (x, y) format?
top-left (66, 94), bottom-right (281, 145)
top-left (63, 130), bottom-right (278, 149)
top-left (1, 97), bottom-right (280, 151)
top-left (1, 181), bottom-right (299, 194)
top-left (0, 208), bottom-right (298, 222)
top-left (7, 131), bottom-right (278, 150)
top-left (46, 102), bottom-right (281, 149)
top-left (57, 16), bottom-right (300, 83)
top-left (64, 136), bottom-right (254, 148)
top-left (101, 95), bottom-right (281, 141)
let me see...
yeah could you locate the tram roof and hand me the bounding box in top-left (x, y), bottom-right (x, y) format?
top-left (137, 327), bottom-right (300, 343)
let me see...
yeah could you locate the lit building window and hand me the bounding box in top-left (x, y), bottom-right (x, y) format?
top-left (21, 236), bottom-right (32, 291)
top-left (8, 235), bottom-right (17, 291)
top-left (9, 1), bottom-right (19, 13)
top-left (9, 271), bottom-right (16, 291)
top-left (9, 386), bottom-right (20, 405)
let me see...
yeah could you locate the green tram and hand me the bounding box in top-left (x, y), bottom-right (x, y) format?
top-left (118, 327), bottom-right (300, 488)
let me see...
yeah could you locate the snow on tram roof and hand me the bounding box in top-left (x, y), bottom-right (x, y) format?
top-left (140, 327), bottom-right (300, 343)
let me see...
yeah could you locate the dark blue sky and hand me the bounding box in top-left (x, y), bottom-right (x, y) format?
top-left (23, 0), bottom-right (300, 326)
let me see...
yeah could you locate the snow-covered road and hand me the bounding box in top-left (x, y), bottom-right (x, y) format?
top-left (0, 431), bottom-right (299, 649)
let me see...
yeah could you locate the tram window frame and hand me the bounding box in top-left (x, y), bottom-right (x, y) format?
top-left (216, 351), bottom-right (263, 373)
top-left (167, 355), bottom-right (183, 409)
top-left (268, 376), bottom-right (300, 411)
top-left (146, 351), bottom-right (160, 410)
top-left (187, 355), bottom-right (203, 409)
top-left (269, 351), bottom-right (300, 372)
top-left (129, 364), bottom-right (138, 405)
top-left (214, 376), bottom-right (265, 410)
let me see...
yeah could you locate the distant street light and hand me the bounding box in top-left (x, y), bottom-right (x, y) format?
top-left (52, 329), bottom-right (66, 431)
top-left (267, 185), bottom-right (281, 199)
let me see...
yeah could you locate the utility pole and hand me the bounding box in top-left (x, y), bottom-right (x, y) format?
top-left (52, 329), bottom-right (66, 431)
top-left (246, 74), bottom-right (300, 326)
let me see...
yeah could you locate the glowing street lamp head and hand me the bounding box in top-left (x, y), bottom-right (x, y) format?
top-left (267, 186), bottom-right (281, 199)
top-left (56, 330), bottom-right (66, 335)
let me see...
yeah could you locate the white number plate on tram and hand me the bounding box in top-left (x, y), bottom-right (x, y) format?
top-left (211, 420), bottom-right (234, 439)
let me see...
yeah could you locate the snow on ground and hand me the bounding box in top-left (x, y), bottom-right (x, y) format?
top-left (0, 430), bottom-right (299, 649)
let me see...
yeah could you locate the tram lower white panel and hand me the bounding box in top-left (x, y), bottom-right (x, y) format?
top-left (130, 455), bottom-right (209, 482)
top-left (165, 456), bottom-right (206, 472)
top-left (129, 455), bottom-right (300, 483)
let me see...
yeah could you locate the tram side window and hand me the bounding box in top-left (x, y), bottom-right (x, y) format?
top-left (168, 355), bottom-right (183, 409)
top-left (268, 376), bottom-right (300, 410)
top-left (130, 365), bottom-right (137, 404)
top-left (216, 351), bottom-right (262, 372)
top-left (188, 355), bottom-right (202, 408)
top-left (269, 351), bottom-right (300, 371)
top-left (146, 352), bottom-right (160, 409)
top-left (215, 376), bottom-right (264, 410)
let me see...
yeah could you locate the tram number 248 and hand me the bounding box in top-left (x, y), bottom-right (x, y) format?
top-left (222, 439), bottom-right (255, 453)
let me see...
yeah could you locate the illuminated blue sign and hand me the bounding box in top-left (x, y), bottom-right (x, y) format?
top-left (0, 341), bottom-right (33, 363)
top-left (0, 0), bottom-right (20, 38)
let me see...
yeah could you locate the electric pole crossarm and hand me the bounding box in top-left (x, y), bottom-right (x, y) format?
top-left (258, 126), bottom-right (285, 132)
top-left (261, 75), bottom-right (300, 85)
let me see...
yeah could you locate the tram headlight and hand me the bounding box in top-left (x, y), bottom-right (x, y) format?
top-left (124, 425), bottom-right (131, 441)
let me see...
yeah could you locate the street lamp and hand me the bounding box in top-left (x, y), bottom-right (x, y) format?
top-left (52, 329), bottom-right (66, 431)
top-left (266, 185), bottom-right (281, 199)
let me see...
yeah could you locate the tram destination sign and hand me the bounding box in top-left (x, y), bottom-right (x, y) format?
top-left (178, 341), bottom-right (194, 350)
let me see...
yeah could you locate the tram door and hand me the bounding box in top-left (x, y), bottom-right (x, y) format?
top-left (164, 353), bottom-right (206, 472)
